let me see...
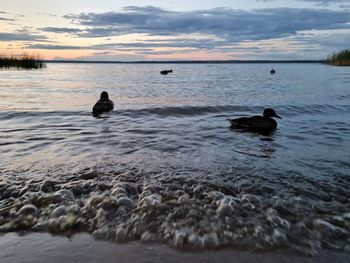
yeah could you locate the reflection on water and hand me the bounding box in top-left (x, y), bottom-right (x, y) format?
top-left (0, 63), bottom-right (349, 253)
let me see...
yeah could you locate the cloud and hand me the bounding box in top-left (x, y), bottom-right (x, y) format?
top-left (64, 6), bottom-right (350, 42)
top-left (92, 38), bottom-right (227, 50)
top-left (304, 0), bottom-right (350, 2)
top-left (0, 32), bottom-right (48, 42)
top-left (39, 27), bottom-right (83, 34)
top-left (0, 17), bottom-right (14, 21)
top-left (26, 44), bottom-right (84, 50)
top-left (289, 29), bottom-right (350, 49)
top-left (20, 6), bottom-right (349, 60)
top-left (257, 0), bottom-right (350, 5)
top-left (0, 10), bottom-right (15, 21)
top-left (73, 53), bottom-right (146, 61)
top-left (25, 38), bottom-right (224, 51)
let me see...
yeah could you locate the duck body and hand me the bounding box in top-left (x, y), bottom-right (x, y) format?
top-left (229, 115), bottom-right (277, 131)
top-left (92, 91), bottom-right (114, 115)
top-left (160, 69), bottom-right (173, 75)
top-left (93, 100), bottom-right (114, 114)
top-left (228, 108), bottom-right (281, 133)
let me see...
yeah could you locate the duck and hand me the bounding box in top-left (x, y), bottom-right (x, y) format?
top-left (228, 108), bottom-right (281, 133)
top-left (92, 91), bottom-right (114, 115)
top-left (270, 69), bottom-right (276, 75)
top-left (160, 69), bottom-right (173, 75)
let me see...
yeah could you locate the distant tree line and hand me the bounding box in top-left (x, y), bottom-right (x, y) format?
top-left (326, 49), bottom-right (350, 66)
top-left (0, 53), bottom-right (45, 69)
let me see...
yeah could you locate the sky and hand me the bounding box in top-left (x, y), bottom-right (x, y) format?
top-left (0, 0), bottom-right (349, 61)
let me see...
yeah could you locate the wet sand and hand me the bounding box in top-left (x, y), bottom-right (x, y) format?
top-left (0, 233), bottom-right (348, 263)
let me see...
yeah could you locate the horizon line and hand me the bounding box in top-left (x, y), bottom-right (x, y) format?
top-left (45, 59), bottom-right (324, 64)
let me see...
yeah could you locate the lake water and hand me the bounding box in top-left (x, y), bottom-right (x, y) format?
top-left (0, 63), bottom-right (349, 254)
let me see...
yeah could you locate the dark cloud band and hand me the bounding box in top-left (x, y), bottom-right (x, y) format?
top-left (0, 32), bottom-right (47, 42)
top-left (39, 27), bottom-right (83, 33)
top-left (63, 6), bottom-right (350, 41)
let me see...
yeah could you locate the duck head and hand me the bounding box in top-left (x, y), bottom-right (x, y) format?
top-left (263, 108), bottom-right (282, 119)
top-left (100, 91), bottom-right (109, 101)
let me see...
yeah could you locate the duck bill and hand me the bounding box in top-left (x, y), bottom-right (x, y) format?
top-left (275, 114), bottom-right (282, 119)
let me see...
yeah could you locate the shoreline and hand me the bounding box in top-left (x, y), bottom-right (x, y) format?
top-left (0, 232), bottom-right (348, 263)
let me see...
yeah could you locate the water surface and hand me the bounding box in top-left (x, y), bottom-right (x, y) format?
top-left (0, 63), bottom-right (349, 254)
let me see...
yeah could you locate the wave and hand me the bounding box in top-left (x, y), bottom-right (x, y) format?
top-left (281, 104), bottom-right (350, 116)
top-left (114, 105), bottom-right (257, 118)
top-left (1, 103), bottom-right (350, 120)
top-left (0, 167), bottom-right (349, 254)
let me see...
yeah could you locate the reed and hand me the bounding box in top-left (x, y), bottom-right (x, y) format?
top-left (0, 53), bottom-right (45, 69)
top-left (326, 49), bottom-right (350, 66)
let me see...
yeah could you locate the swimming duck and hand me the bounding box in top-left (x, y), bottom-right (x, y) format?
top-left (270, 69), bottom-right (276, 74)
top-left (92, 91), bottom-right (114, 115)
top-left (160, 69), bottom-right (173, 75)
top-left (228, 108), bottom-right (281, 133)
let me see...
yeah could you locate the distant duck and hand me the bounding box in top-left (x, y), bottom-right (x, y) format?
top-left (270, 69), bottom-right (276, 75)
top-left (228, 108), bottom-right (281, 133)
top-left (92, 91), bottom-right (114, 115)
top-left (160, 69), bottom-right (173, 75)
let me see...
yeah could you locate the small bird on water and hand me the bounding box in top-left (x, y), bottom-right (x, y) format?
top-left (228, 108), bottom-right (282, 133)
top-left (160, 69), bottom-right (173, 75)
top-left (92, 91), bottom-right (114, 115)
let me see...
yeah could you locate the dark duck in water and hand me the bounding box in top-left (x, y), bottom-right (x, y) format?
top-left (92, 91), bottom-right (114, 115)
top-left (160, 69), bottom-right (173, 75)
top-left (228, 108), bottom-right (281, 133)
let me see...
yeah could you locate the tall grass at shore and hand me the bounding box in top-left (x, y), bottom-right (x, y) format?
top-left (0, 53), bottom-right (45, 69)
top-left (326, 49), bottom-right (350, 66)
